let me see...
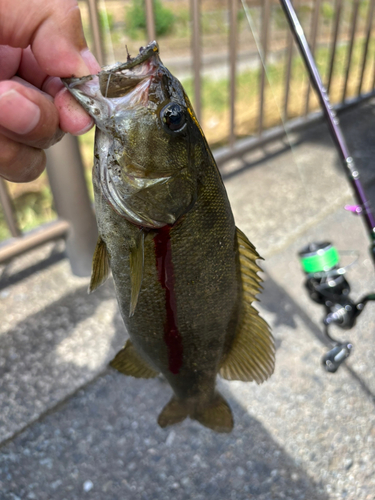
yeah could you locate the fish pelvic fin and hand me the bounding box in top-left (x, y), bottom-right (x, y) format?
top-left (110, 340), bottom-right (159, 378)
top-left (219, 227), bottom-right (275, 384)
top-left (158, 392), bottom-right (234, 433)
top-left (129, 229), bottom-right (145, 317)
top-left (89, 236), bottom-right (110, 293)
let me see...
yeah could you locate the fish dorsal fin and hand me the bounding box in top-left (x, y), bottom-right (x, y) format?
top-left (194, 392), bottom-right (234, 433)
top-left (129, 230), bottom-right (145, 317)
top-left (89, 236), bottom-right (110, 293)
top-left (110, 339), bottom-right (159, 378)
top-left (219, 227), bottom-right (275, 384)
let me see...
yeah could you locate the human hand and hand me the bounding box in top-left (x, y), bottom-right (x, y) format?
top-left (0, 0), bottom-right (101, 183)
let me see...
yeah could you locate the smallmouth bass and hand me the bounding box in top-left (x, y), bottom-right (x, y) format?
top-left (63, 42), bottom-right (275, 433)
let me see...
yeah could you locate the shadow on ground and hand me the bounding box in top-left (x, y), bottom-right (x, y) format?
top-left (0, 368), bottom-right (328, 500)
top-left (0, 280), bottom-right (125, 443)
top-left (260, 272), bottom-right (375, 406)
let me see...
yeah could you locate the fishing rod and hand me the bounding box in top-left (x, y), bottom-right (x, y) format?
top-left (279, 0), bottom-right (375, 372)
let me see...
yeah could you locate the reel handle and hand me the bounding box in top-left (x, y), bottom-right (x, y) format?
top-left (322, 343), bottom-right (353, 373)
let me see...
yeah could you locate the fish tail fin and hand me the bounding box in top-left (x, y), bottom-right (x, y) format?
top-left (158, 397), bottom-right (189, 428)
top-left (158, 392), bottom-right (233, 433)
top-left (193, 392), bottom-right (234, 433)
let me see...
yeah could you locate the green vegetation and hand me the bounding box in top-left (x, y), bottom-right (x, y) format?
top-left (321, 2), bottom-right (335, 22)
top-left (125, 0), bottom-right (175, 38)
top-left (173, 7), bottom-right (190, 38)
top-left (201, 9), bottom-right (229, 36)
top-left (99, 9), bottom-right (115, 32)
top-left (359, 0), bottom-right (370, 19)
top-left (274, 6), bottom-right (288, 30)
top-left (0, 179), bottom-right (55, 242)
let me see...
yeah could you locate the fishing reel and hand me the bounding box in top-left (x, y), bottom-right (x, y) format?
top-left (298, 242), bottom-right (375, 373)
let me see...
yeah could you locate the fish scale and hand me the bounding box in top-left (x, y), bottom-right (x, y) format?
top-left (63, 41), bottom-right (275, 433)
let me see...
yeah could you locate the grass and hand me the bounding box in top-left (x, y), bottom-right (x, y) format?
top-left (0, 174), bottom-right (55, 242)
top-left (178, 36), bottom-right (375, 147)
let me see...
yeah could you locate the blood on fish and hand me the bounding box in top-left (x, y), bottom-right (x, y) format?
top-left (154, 226), bottom-right (183, 374)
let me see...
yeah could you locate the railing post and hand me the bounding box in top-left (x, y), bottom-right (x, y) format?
top-left (304, 0), bottom-right (321, 116)
top-left (145, 0), bottom-right (156, 42)
top-left (258, 0), bottom-right (271, 136)
top-left (357, 0), bottom-right (375, 96)
top-left (327, 0), bottom-right (343, 94)
top-left (283, 20), bottom-right (294, 122)
top-left (190, 0), bottom-right (202, 122)
top-left (86, 0), bottom-right (106, 66)
top-left (342, 0), bottom-right (360, 102)
top-left (229, 0), bottom-right (238, 148)
top-left (46, 135), bottom-right (98, 277)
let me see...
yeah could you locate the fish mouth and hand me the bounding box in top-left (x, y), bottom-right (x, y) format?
top-left (62, 41), bottom-right (167, 127)
top-left (99, 42), bottom-right (162, 98)
top-left (63, 42), bottom-right (183, 229)
top-left (103, 41), bottom-right (161, 73)
top-left (63, 41), bottom-right (162, 99)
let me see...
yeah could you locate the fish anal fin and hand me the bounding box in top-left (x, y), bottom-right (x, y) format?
top-left (219, 227), bottom-right (275, 384)
top-left (89, 236), bottom-right (110, 293)
top-left (110, 340), bottom-right (158, 379)
top-left (194, 392), bottom-right (234, 433)
top-left (158, 397), bottom-right (189, 428)
top-left (129, 230), bottom-right (145, 317)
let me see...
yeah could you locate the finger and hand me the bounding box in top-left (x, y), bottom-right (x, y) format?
top-left (0, 80), bottom-right (63, 149)
top-left (0, 133), bottom-right (45, 183)
top-left (15, 48), bottom-right (65, 97)
top-left (54, 88), bottom-right (94, 135)
top-left (0, 0), bottom-right (101, 78)
top-left (16, 46), bottom-right (47, 89)
top-left (1, 0), bottom-right (89, 77)
top-left (17, 47), bottom-right (96, 135)
top-left (17, 46), bottom-right (100, 91)
top-left (0, 45), bottom-right (22, 80)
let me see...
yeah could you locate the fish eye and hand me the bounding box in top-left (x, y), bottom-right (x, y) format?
top-left (160, 103), bottom-right (186, 133)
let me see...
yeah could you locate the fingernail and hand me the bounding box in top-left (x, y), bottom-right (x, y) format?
top-left (0, 89), bottom-right (40, 135)
top-left (81, 49), bottom-right (101, 74)
top-left (74, 119), bottom-right (94, 135)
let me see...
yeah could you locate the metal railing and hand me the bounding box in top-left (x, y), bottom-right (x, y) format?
top-left (1, 0), bottom-right (374, 274)
top-left (0, 135), bottom-right (97, 276)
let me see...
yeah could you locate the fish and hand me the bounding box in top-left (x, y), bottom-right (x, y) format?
top-left (63, 41), bottom-right (275, 433)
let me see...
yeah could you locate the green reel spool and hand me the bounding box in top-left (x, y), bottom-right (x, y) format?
top-left (299, 242), bottom-right (340, 274)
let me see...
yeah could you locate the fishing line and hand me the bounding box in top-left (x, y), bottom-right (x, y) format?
top-left (240, 0), bottom-right (312, 195)
top-left (105, 73), bottom-right (112, 98)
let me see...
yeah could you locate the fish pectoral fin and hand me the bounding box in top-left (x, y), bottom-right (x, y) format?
top-left (219, 227), bottom-right (275, 384)
top-left (194, 392), bottom-right (234, 433)
top-left (110, 340), bottom-right (158, 378)
top-left (158, 397), bottom-right (189, 429)
top-left (89, 236), bottom-right (110, 294)
top-left (129, 230), bottom-right (145, 317)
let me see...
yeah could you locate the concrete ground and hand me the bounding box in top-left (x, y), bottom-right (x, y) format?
top-left (1, 100), bottom-right (375, 500)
